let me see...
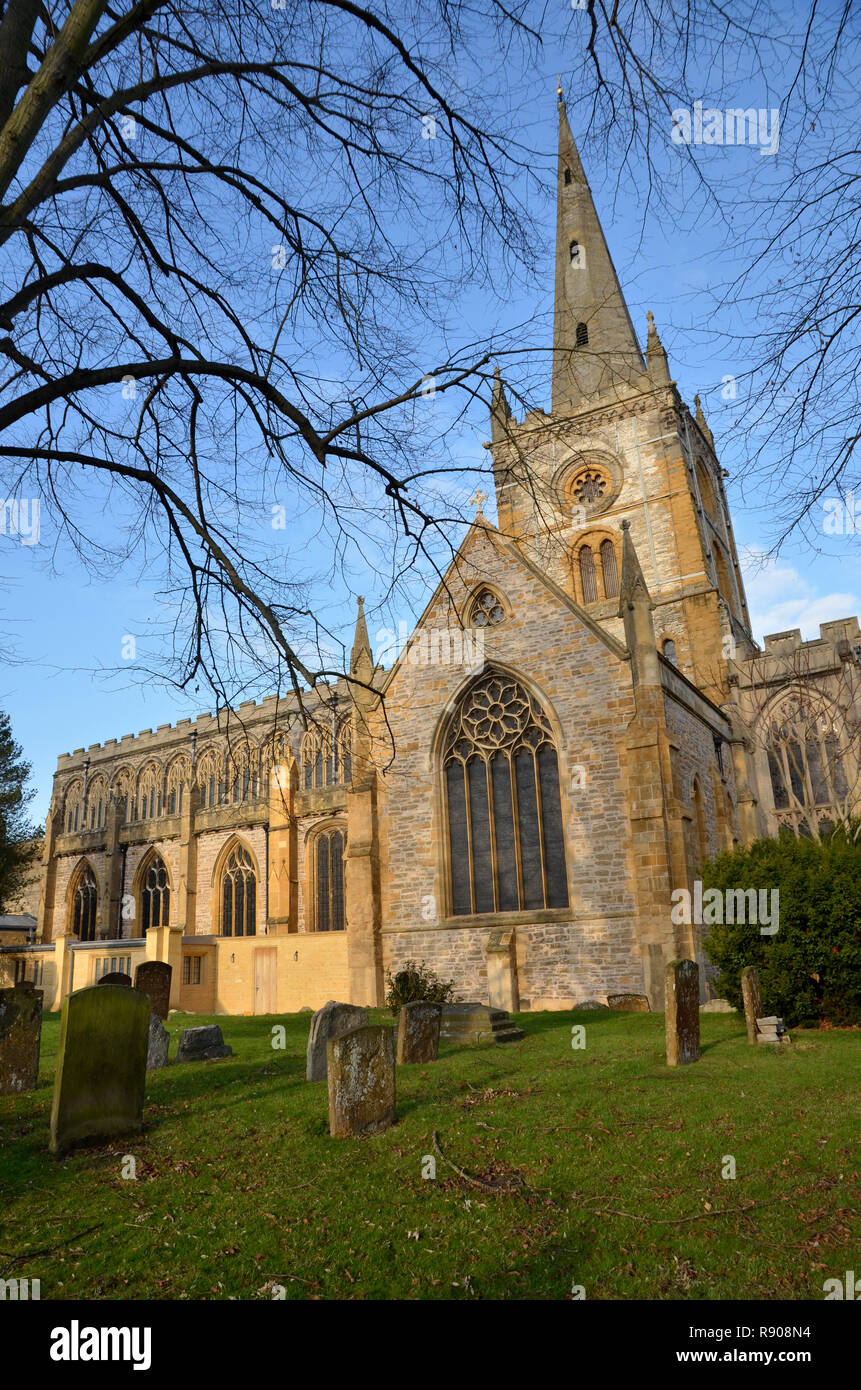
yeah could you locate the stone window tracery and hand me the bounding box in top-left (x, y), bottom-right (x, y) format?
top-left (87, 776), bottom-right (106, 830)
top-left (468, 588), bottom-right (505, 628)
top-left (166, 756), bottom-right (190, 816)
top-left (71, 861), bottom-right (98, 940)
top-left (64, 780), bottom-right (84, 833)
top-left (140, 853), bottom-right (170, 931)
top-left (312, 826), bottom-right (346, 932)
top-left (765, 695), bottom-right (850, 837)
top-left (138, 762), bottom-right (162, 821)
top-left (443, 671), bottom-right (569, 915)
top-left (221, 843), bottom-right (256, 937)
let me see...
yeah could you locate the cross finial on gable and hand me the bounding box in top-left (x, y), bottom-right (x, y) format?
top-left (470, 489), bottom-right (488, 515)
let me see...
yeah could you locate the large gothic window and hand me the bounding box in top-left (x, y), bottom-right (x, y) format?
top-left (140, 854), bottom-right (170, 931)
top-left (443, 672), bottom-right (569, 915)
top-left (221, 844), bottom-right (256, 936)
top-left (314, 828), bottom-right (346, 931)
top-left (765, 696), bottom-right (850, 837)
top-left (71, 863), bottom-right (98, 940)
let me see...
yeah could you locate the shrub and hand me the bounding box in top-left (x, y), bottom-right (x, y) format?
top-left (702, 827), bottom-right (861, 1027)
top-left (385, 959), bottom-right (456, 1014)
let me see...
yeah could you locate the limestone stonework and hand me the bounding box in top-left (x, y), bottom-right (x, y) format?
top-left (3, 101), bottom-right (859, 1017)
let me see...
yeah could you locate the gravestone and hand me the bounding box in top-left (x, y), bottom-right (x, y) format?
top-left (98, 971), bottom-right (131, 987)
top-left (396, 1001), bottom-right (442, 1064)
top-left (485, 928), bottom-right (519, 1013)
top-left (740, 967), bottom-right (763, 1045)
top-left (439, 1002), bottom-right (524, 1044)
top-left (0, 983), bottom-right (43, 1094)
top-left (146, 1013), bottom-right (170, 1069)
top-left (327, 1025), bottom-right (396, 1137)
top-left (306, 1000), bottom-right (369, 1081)
top-left (756, 1015), bottom-right (791, 1046)
top-left (665, 959), bottom-right (701, 1067)
top-left (135, 961), bottom-right (172, 1020)
top-left (49, 984), bottom-right (150, 1154)
top-left (574, 999), bottom-right (610, 1011)
top-left (607, 993), bottom-right (651, 1012)
top-left (176, 1024), bottom-right (232, 1062)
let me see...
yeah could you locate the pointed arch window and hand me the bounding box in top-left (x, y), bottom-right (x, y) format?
top-left (166, 757), bottom-right (190, 816)
top-left (138, 763), bottom-right (162, 821)
top-left (569, 239), bottom-right (581, 267)
top-left (579, 545), bottom-right (597, 604)
top-left (575, 321), bottom-right (589, 346)
top-left (337, 721), bottom-right (352, 785)
top-left (113, 769), bottom-right (135, 824)
top-left (302, 729), bottom-right (334, 789)
top-left (65, 780), bottom-right (84, 833)
top-left (197, 749), bottom-right (223, 810)
top-left (443, 672), bottom-right (569, 915)
top-left (600, 539), bottom-right (619, 598)
top-left (314, 827), bottom-right (346, 932)
top-left (71, 863), bottom-right (98, 941)
top-left (140, 854), bottom-right (170, 932)
top-left (765, 697), bottom-right (850, 837)
top-left (662, 638), bottom-right (678, 666)
top-left (88, 777), bottom-right (106, 830)
top-left (221, 844), bottom-right (256, 937)
top-left (469, 587), bottom-right (505, 627)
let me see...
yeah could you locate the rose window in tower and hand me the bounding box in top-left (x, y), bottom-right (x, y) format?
top-left (571, 469), bottom-right (608, 506)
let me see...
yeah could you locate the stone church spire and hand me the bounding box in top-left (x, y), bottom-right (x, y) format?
top-left (552, 93), bottom-right (645, 415)
top-left (350, 595), bottom-right (373, 681)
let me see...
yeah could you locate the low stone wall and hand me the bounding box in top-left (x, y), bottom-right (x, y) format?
top-left (382, 915), bottom-right (647, 1011)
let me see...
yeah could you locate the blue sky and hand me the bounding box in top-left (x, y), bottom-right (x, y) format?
top-left (2, 10), bottom-right (859, 824)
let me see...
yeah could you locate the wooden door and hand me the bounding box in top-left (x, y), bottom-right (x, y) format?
top-left (253, 947), bottom-right (277, 1015)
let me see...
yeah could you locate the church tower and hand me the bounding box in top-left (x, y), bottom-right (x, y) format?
top-left (488, 93), bottom-right (755, 705)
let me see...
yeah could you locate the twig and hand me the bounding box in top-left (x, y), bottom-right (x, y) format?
top-left (0, 1222), bottom-right (104, 1275)
top-left (594, 1197), bottom-right (792, 1225)
top-left (431, 1129), bottom-right (523, 1193)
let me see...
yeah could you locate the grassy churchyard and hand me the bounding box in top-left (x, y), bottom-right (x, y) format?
top-left (1, 1007), bottom-right (859, 1301)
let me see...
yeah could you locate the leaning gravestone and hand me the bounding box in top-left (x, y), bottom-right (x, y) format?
top-left (176, 1024), bottom-right (232, 1062)
top-left (740, 967), bottom-right (763, 1046)
top-left (328, 1024), bottom-right (396, 1137)
top-left (0, 983), bottom-right (43, 1095)
top-left (607, 993), bottom-right (651, 1012)
top-left (396, 1001), bottom-right (441, 1064)
top-left (50, 985), bottom-right (150, 1154)
top-left (135, 961), bottom-right (172, 1020)
top-left (665, 959), bottom-right (701, 1067)
top-left (98, 971), bottom-right (131, 987)
top-left (306, 1000), bottom-right (369, 1081)
top-left (146, 1013), bottom-right (170, 1069)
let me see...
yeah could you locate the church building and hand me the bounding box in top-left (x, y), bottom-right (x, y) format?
top-left (4, 101), bottom-right (859, 1015)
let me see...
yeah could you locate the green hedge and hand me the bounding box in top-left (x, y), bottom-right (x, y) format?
top-left (702, 829), bottom-right (861, 1027)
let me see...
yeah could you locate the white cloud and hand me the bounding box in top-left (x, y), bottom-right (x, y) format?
top-left (739, 548), bottom-right (860, 644)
